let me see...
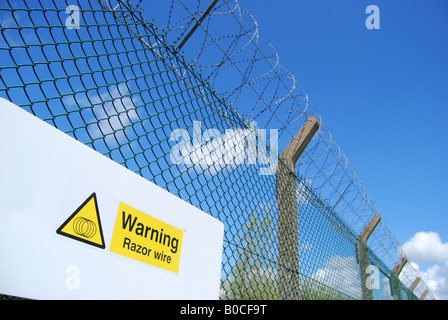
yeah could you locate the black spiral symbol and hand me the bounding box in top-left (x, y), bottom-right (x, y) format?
top-left (73, 217), bottom-right (97, 238)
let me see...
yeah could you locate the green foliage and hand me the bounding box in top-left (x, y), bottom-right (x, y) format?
top-left (221, 210), bottom-right (278, 300)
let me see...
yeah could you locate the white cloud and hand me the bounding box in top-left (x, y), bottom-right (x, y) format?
top-left (310, 256), bottom-right (362, 299)
top-left (62, 82), bottom-right (140, 149)
top-left (402, 232), bottom-right (448, 300)
top-left (296, 178), bottom-right (314, 204)
top-left (419, 263), bottom-right (448, 300)
top-left (402, 231), bottom-right (448, 263)
top-left (91, 83), bottom-right (139, 139)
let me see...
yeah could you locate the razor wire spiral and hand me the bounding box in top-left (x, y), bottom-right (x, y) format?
top-left (0, 0), bottom-right (434, 299)
top-left (145, 0), bottom-right (433, 299)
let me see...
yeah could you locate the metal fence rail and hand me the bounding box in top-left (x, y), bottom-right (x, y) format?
top-left (0, 0), bottom-right (434, 300)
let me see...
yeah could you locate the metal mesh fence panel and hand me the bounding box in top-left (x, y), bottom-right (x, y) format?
top-left (0, 0), bottom-right (434, 300)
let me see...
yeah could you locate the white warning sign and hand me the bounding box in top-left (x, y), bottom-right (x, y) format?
top-left (0, 98), bottom-right (224, 300)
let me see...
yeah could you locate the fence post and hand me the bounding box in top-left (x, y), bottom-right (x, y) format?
top-left (390, 257), bottom-right (407, 300)
top-left (409, 277), bottom-right (420, 292)
top-left (419, 289), bottom-right (428, 300)
top-left (356, 214), bottom-right (381, 300)
top-left (276, 116), bottom-right (319, 300)
top-left (407, 277), bottom-right (421, 300)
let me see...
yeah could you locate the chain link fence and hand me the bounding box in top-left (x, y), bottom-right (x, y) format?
top-left (0, 0), bottom-right (434, 300)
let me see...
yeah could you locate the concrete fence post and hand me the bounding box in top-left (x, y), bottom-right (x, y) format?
top-left (390, 257), bottom-right (408, 300)
top-left (275, 116), bottom-right (319, 300)
top-left (356, 213), bottom-right (381, 300)
top-left (420, 289), bottom-right (428, 300)
top-left (408, 277), bottom-right (421, 300)
top-left (409, 277), bottom-right (421, 292)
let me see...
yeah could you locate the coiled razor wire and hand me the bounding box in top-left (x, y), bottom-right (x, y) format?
top-left (140, 0), bottom-right (435, 300)
top-left (0, 0), bottom-right (434, 299)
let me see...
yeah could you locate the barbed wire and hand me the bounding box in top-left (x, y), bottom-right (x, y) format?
top-left (139, 0), bottom-right (434, 299)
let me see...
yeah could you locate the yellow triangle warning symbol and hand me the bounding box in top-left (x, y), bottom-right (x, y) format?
top-left (57, 193), bottom-right (105, 249)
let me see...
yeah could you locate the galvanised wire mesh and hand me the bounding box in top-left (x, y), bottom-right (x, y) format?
top-left (0, 0), bottom-right (433, 300)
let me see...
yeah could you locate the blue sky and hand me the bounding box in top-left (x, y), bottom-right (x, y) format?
top-left (142, 0), bottom-right (448, 299)
top-left (145, 0), bottom-right (447, 249)
top-left (229, 0), bottom-right (448, 298)
top-left (233, 0), bottom-right (448, 244)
